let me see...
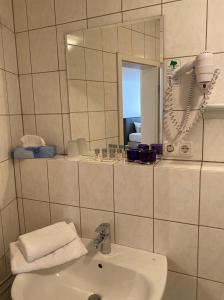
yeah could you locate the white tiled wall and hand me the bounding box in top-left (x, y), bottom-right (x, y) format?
top-left (7, 1), bottom-right (224, 300)
top-left (14, 157), bottom-right (224, 300)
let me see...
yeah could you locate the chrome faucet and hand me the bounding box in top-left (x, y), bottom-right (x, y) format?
top-left (93, 223), bottom-right (111, 254)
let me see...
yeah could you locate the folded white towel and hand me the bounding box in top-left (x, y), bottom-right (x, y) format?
top-left (10, 224), bottom-right (87, 275)
top-left (19, 221), bottom-right (77, 262)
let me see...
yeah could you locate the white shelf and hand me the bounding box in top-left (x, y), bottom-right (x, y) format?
top-left (203, 104), bottom-right (224, 119)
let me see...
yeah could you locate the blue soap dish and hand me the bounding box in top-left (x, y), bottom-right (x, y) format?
top-left (12, 145), bottom-right (56, 160)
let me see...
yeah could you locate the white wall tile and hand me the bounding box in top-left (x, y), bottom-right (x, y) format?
top-left (123, 0), bottom-right (161, 10)
top-left (23, 115), bottom-right (36, 135)
top-left (84, 28), bottom-right (102, 50)
top-left (29, 27), bottom-right (58, 72)
top-left (102, 27), bottom-right (118, 53)
top-left (17, 198), bottom-right (25, 234)
top-left (132, 21), bottom-right (145, 34)
top-left (85, 49), bottom-right (103, 81)
top-left (10, 115), bottom-right (23, 148)
top-left (132, 31), bottom-right (144, 58)
top-left (67, 45), bottom-right (86, 80)
top-left (14, 161), bottom-right (22, 198)
top-left (204, 119), bottom-right (224, 162)
top-left (200, 163), bottom-right (224, 229)
top-left (154, 161), bottom-right (200, 224)
top-left (55, 0), bottom-right (86, 24)
top-left (104, 82), bottom-right (118, 111)
top-left (0, 26), bottom-right (5, 70)
top-left (19, 74), bottom-right (35, 114)
top-left (145, 19), bottom-right (156, 36)
top-left (154, 219), bottom-right (198, 275)
top-left (62, 114), bottom-right (71, 153)
top-left (88, 13), bottom-right (122, 29)
top-left (0, 215), bottom-right (5, 256)
top-left (59, 71), bottom-right (69, 113)
top-left (27, 0), bottom-right (55, 29)
top-left (103, 52), bottom-right (117, 82)
top-left (16, 32), bottom-right (31, 74)
top-left (198, 278), bottom-right (224, 300)
top-left (0, 0), bottom-right (14, 31)
top-left (118, 27), bottom-right (132, 55)
top-left (33, 72), bottom-right (61, 114)
top-left (2, 27), bottom-right (18, 74)
top-left (1, 200), bottom-right (19, 252)
top-left (5, 73), bottom-right (21, 115)
top-left (123, 5), bottom-right (161, 22)
top-left (36, 114), bottom-right (64, 154)
top-left (0, 160), bottom-right (16, 209)
top-left (48, 158), bottom-right (79, 206)
top-left (163, 271), bottom-right (197, 300)
top-left (163, 0), bottom-right (207, 58)
top-left (79, 161), bottom-right (113, 211)
top-left (87, 81), bottom-right (105, 111)
top-left (164, 111), bottom-right (203, 161)
top-left (81, 208), bottom-right (114, 240)
top-left (199, 226), bottom-right (224, 282)
top-left (105, 111), bottom-right (118, 138)
top-left (20, 159), bottom-right (49, 201)
top-left (115, 213), bottom-right (153, 251)
top-left (114, 163), bottom-right (153, 217)
top-left (145, 35), bottom-right (156, 60)
top-left (207, 0), bottom-right (224, 53)
top-left (0, 70), bottom-right (8, 115)
top-left (89, 112), bottom-right (106, 141)
top-left (23, 199), bottom-right (50, 232)
top-left (0, 116), bottom-right (11, 162)
top-left (70, 112), bottom-right (89, 141)
top-left (50, 203), bottom-right (80, 233)
top-left (69, 80), bottom-right (87, 113)
top-left (13, 0), bottom-right (28, 32)
top-left (87, 0), bottom-right (121, 18)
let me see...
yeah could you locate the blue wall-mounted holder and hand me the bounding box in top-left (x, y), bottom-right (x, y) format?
top-left (12, 145), bottom-right (56, 160)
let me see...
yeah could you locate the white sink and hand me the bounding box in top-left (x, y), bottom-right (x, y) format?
top-left (11, 240), bottom-right (167, 300)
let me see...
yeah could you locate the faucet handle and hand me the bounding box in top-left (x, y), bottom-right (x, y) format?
top-left (95, 223), bottom-right (110, 235)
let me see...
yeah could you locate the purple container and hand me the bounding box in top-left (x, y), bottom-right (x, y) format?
top-left (138, 144), bottom-right (150, 150)
top-left (127, 149), bottom-right (139, 162)
top-left (150, 144), bottom-right (163, 155)
top-left (139, 149), bottom-right (156, 164)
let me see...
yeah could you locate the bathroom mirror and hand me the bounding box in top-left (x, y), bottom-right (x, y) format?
top-left (65, 16), bottom-right (163, 149)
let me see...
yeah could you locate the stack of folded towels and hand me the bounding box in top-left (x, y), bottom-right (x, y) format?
top-left (10, 222), bottom-right (87, 275)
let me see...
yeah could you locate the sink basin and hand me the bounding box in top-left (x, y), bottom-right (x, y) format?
top-left (11, 239), bottom-right (167, 300)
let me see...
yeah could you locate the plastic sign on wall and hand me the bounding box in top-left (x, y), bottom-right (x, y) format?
top-left (166, 59), bottom-right (181, 85)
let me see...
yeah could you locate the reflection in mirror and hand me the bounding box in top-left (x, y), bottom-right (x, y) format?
top-left (65, 17), bottom-right (163, 151)
top-left (119, 58), bottom-right (159, 146)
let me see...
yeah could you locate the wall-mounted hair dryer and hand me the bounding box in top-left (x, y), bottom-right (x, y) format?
top-left (164, 52), bottom-right (220, 142)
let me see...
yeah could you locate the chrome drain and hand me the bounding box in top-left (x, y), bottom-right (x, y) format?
top-left (88, 294), bottom-right (101, 300)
